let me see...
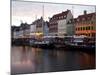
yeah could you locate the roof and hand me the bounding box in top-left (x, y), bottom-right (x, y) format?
top-left (75, 12), bottom-right (96, 22)
top-left (50, 10), bottom-right (70, 21)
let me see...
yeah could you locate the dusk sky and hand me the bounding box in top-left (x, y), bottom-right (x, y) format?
top-left (12, 0), bottom-right (96, 26)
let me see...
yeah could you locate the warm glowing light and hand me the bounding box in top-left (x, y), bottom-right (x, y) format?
top-left (35, 32), bottom-right (43, 36)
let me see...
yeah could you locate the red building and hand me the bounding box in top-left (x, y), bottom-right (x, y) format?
top-left (75, 11), bottom-right (96, 38)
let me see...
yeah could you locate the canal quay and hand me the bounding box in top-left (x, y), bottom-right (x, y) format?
top-left (11, 1), bottom-right (96, 74)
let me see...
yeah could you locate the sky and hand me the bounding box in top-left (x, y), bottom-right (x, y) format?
top-left (12, 0), bottom-right (96, 26)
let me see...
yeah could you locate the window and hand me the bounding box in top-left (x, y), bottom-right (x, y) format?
top-left (78, 28), bottom-right (80, 31)
top-left (77, 19), bottom-right (79, 22)
top-left (76, 28), bottom-right (77, 31)
top-left (82, 18), bottom-right (85, 21)
top-left (88, 26), bottom-right (90, 30)
top-left (94, 26), bottom-right (96, 30)
top-left (91, 26), bottom-right (95, 30)
top-left (81, 27), bottom-right (82, 30)
top-left (84, 21), bottom-right (87, 24)
top-left (86, 27), bottom-right (87, 30)
top-left (88, 34), bottom-right (90, 36)
top-left (62, 16), bottom-right (63, 19)
top-left (91, 26), bottom-right (93, 30)
top-left (92, 33), bottom-right (95, 37)
top-left (87, 21), bottom-right (89, 24)
top-left (91, 21), bottom-right (94, 24)
top-left (59, 16), bottom-right (61, 19)
top-left (64, 15), bottom-right (66, 18)
top-left (88, 17), bottom-right (90, 20)
top-left (83, 27), bottom-right (85, 30)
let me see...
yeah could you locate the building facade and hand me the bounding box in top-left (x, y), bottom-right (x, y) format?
top-left (29, 17), bottom-right (49, 40)
top-left (35, 17), bottom-right (44, 36)
top-left (75, 10), bottom-right (96, 38)
top-left (12, 23), bottom-right (30, 39)
top-left (49, 10), bottom-right (74, 36)
top-left (30, 23), bottom-right (36, 38)
top-left (67, 19), bottom-right (75, 36)
top-left (12, 17), bottom-right (49, 41)
top-left (13, 26), bottom-right (21, 39)
top-left (43, 21), bottom-right (49, 36)
top-left (20, 23), bottom-right (30, 39)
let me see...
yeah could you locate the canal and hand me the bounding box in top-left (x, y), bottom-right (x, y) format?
top-left (11, 46), bottom-right (95, 74)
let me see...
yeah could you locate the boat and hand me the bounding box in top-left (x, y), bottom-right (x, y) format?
top-left (65, 35), bottom-right (96, 52)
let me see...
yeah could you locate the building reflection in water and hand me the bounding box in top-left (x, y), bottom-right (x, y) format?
top-left (78, 52), bottom-right (95, 69)
top-left (11, 46), bottom-right (95, 74)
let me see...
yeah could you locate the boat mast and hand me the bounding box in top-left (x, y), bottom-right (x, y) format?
top-left (72, 5), bottom-right (75, 36)
top-left (42, 4), bottom-right (44, 36)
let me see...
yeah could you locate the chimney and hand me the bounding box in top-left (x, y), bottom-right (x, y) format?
top-left (84, 10), bottom-right (87, 15)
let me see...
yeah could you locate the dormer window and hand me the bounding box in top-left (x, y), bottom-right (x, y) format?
top-left (61, 16), bottom-right (63, 19)
top-left (69, 20), bottom-right (71, 23)
top-left (82, 18), bottom-right (85, 21)
top-left (59, 16), bottom-right (60, 19)
top-left (64, 15), bottom-right (66, 18)
top-left (77, 19), bottom-right (79, 22)
top-left (88, 17), bottom-right (90, 20)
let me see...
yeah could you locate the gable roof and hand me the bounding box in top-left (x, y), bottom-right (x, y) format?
top-left (76, 12), bottom-right (96, 22)
top-left (50, 10), bottom-right (70, 21)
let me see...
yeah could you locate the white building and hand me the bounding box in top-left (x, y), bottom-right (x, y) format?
top-left (30, 23), bottom-right (36, 38)
top-left (49, 10), bottom-right (74, 36)
top-left (13, 27), bottom-right (21, 39)
top-left (57, 10), bottom-right (73, 36)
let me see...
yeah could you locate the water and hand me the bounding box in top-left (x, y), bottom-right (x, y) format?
top-left (11, 46), bottom-right (95, 74)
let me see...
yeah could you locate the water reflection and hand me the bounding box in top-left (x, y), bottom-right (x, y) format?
top-left (11, 46), bottom-right (95, 74)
